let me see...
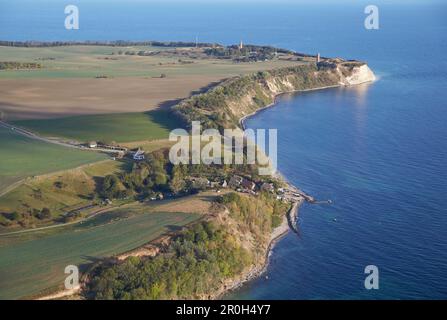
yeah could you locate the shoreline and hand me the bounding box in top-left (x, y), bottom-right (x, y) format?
top-left (239, 83), bottom-right (352, 129)
top-left (224, 79), bottom-right (375, 299)
top-left (215, 85), bottom-right (320, 299)
top-left (213, 200), bottom-right (302, 299)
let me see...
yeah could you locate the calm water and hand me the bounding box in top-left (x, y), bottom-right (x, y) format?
top-left (1, 0), bottom-right (447, 299)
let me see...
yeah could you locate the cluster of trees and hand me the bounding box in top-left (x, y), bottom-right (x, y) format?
top-left (99, 150), bottom-right (170, 200)
top-left (220, 192), bottom-right (289, 239)
top-left (0, 207), bottom-right (51, 227)
top-left (87, 220), bottom-right (252, 299)
top-left (204, 45), bottom-right (293, 62)
top-left (0, 61), bottom-right (42, 70)
top-left (99, 149), bottom-right (262, 202)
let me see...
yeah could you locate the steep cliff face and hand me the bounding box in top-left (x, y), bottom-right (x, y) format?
top-left (338, 63), bottom-right (376, 85)
top-left (173, 61), bottom-right (376, 131)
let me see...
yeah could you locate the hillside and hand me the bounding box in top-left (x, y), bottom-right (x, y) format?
top-left (174, 60), bottom-right (375, 131)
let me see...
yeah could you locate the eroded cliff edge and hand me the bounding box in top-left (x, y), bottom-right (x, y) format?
top-left (173, 59), bottom-right (375, 131)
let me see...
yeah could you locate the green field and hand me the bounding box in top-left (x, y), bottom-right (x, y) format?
top-left (0, 207), bottom-right (200, 299)
top-left (0, 126), bottom-right (107, 194)
top-left (12, 109), bottom-right (180, 143)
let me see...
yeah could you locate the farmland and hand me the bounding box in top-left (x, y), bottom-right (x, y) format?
top-left (0, 45), bottom-right (303, 79)
top-left (0, 45), bottom-right (303, 120)
top-left (0, 206), bottom-right (201, 299)
top-left (0, 126), bottom-right (107, 195)
top-left (12, 109), bottom-right (181, 143)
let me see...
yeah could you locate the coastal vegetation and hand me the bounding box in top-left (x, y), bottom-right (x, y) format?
top-left (97, 147), bottom-right (264, 203)
top-left (173, 63), bottom-right (350, 131)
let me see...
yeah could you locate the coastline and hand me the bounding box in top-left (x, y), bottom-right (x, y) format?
top-left (215, 85), bottom-right (317, 299)
top-left (34, 61), bottom-right (375, 300)
top-left (239, 84), bottom-right (350, 129)
top-left (226, 77), bottom-right (376, 299)
top-left (213, 200), bottom-right (302, 299)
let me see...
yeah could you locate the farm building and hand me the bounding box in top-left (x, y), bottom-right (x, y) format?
top-left (261, 182), bottom-right (274, 193)
top-left (229, 175), bottom-right (243, 188)
top-left (241, 178), bottom-right (256, 191)
top-left (133, 149), bottom-right (145, 161)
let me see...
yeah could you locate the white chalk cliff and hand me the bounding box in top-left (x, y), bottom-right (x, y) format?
top-left (339, 64), bottom-right (376, 86)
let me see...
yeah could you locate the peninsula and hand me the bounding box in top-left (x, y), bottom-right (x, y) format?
top-left (0, 41), bottom-right (375, 299)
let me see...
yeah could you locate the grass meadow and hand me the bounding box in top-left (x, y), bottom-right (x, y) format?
top-left (0, 207), bottom-right (200, 299)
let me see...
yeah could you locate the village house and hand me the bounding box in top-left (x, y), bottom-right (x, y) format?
top-left (133, 149), bottom-right (145, 161)
top-left (241, 178), bottom-right (256, 191)
top-left (210, 181), bottom-right (220, 188)
top-left (229, 175), bottom-right (243, 188)
top-left (261, 182), bottom-right (274, 193)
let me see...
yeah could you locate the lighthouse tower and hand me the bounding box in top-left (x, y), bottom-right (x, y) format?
top-left (239, 40), bottom-right (243, 50)
top-left (316, 53), bottom-right (321, 63)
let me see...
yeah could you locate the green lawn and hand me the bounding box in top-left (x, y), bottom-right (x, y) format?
top-left (12, 109), bottom-right (181, 143)
top-left (0, 126), bottom-right (106, 194)
top-left (0, 208), bottom-right (200, 299)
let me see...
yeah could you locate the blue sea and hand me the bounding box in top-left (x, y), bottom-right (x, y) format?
top-left (1, 0), bottom-right (446, 299)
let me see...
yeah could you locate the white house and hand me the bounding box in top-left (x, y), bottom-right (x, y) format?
top-left (133, 149), bottom-right (145, 161)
